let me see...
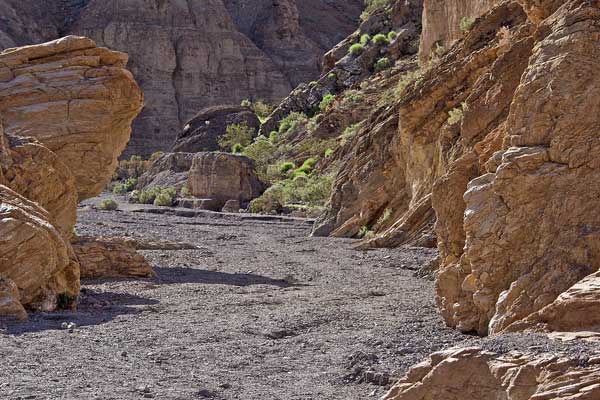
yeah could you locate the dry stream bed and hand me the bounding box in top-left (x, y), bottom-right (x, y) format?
top-left (0, 200), bottom-right (596, 399)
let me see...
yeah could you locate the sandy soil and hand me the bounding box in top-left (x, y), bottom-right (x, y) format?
top-left (0, 199), bottom-right (598, 400)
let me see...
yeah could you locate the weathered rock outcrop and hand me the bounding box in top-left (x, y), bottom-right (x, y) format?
top-left (0, 35), bottom-right (144, 200)
top-left (188, 152), bottom-right (264, 209)
top-left (437, 0), bottom-right (600, 336)
top-left (0, 185), bottom-right (79, 311)
top-left (418, 0), bottom-right (499, 64)
top-left (384, 347), bottom-right (600, 400)
top-left (0, 278), bottom-right (27, 321)
top-left (315, 0), bottom-right (600, 337)
top-left (137, 152), bottom-right (195, 193)
top-left (0, 0), bottom-right (364, 156)
top-left (173, 105), bottom-right (260, 153)
top-left (73, 236), bottom-right (154, 280)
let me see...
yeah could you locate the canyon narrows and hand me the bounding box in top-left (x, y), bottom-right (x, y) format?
top-left (2, 0), bottom-right (600, 399)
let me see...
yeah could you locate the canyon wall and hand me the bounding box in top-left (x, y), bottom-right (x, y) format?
top-left (0, 0), bottom-right (363, 156)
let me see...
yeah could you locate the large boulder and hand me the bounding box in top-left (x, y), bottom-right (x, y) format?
top-left (73, 236), bottom-right (155, 280)
top-left (0, 185), bottom-right (80, 311)
top-left (0, 35), bottom-right (144, 201)
top-left (137, 152), bottom-right (195, 192)
top-left (0, 278), bottom-right (27, 321)
top-left (173, 105), bottom-right (260, 153)
top-left (383, 347), bottom-right (600, 400)
top-left (187, 152), bottom-right (264, 209)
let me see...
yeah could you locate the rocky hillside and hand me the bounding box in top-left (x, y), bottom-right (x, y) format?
top-left (0, 0), bottom-right (363, 156)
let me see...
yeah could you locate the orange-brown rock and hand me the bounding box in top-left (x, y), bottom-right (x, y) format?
top-left (73, 236), bottom-right (154, 280)
top-left (418, 0), bottom-right (499, 64)
top-left (0, 35), bottom-right (143, 201)
top-left (383, 347), bottom-right (600, 400)
top-left (0, 277), bottom-right (27, 321)
top-left (0, 185), bottom-right (79, 311)
top-left (188, 152), bottom-right (265, 209)
top-left (437, 0), bottom-right (600, 335)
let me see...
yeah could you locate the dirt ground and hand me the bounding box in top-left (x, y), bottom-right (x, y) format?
top-left (1, 199), bottom-right (598, 400)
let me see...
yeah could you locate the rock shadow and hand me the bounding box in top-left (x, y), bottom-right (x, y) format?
top-left (153, 266), bottom-right (307, 288)
top-left (1, 288), bottom-right (159, 335)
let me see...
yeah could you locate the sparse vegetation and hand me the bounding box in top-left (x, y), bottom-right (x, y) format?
top-left (349, 43), bottom-right (365, 56)
top-left (361, 0), bottom-right (394, 21)
top-left (374, 57), bottom-right (391, 72)
top-left (434, 42), bottom-right (446, 58)
top-left (372, 33), bottom-right (390, 46)
top-left (447, 107), bottom-right (464, 126)
top-left (279, 162), bottom-right (296, 174)
top-left (325, 148), bottom-right (334, 157)
top-left (396, 69), bottom-right (424, 95)
top-left (460, 16), bottom-right (476, 33)
top-left (278, 112), bottom-right (308, 136)
top-left (251, 100), bottom-right (274, 122)
top-left (319, 94), bottom-right (336, 112)
top-left (98, 199), bottom-right (118, 211)
top-left (387, 31), bottom-right (397, 41)
top-left (360, 34), bottom-right (371, 46)
top-left (327, 72), bottom-right (337, 81)
top-left (112, 177), bottom-right (137, 194)
top-left (358, 225), bottom-right (375, 239)
top-left (377, 207), bottom-right (393, 225)
top-left (340, 123), bottom-right (361, 146)
top-left (218, 122), bottom-right (255, 152)
top-left (131, 186), bottom-right (176, 206)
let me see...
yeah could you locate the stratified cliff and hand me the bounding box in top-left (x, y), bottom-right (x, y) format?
top-left (0, 0), bottom-right (363, 156)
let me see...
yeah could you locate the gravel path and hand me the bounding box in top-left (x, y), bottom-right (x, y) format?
top-left (1, 200), bottom-right (598, 399)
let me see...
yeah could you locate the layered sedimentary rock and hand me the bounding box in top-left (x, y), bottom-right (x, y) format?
top-left (173, 105), bottom-right (260, 153)
top-left (188, 152), bottom-right (264, 209)
top-left (0, 185), bottom-right (79, 311)
top-left (0, 0), bottom-right (364, 156)
top-left (0, 36), bottom-right (141, 316)
top-left (0, 278), bottom-right (27, 321)
top-left (383, 347), bottom-right (600, 400)
top-left (437, 0), bottom-right (600, 336)
top-left (0, 35), bottom-right (143, 200)
top-left (418, 0), bottom-right (499, 64)
top-left (73, 236), bottom-right (154, 280)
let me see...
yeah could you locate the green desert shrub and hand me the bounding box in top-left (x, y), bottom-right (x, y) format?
top-left (349, 43), bottom-right (365, 56)
top-left (240, 98), bottom-right (252, 107)
top-left (340, 123), bottom-right (361, 146)
top-left (153, 188), bottom-right (176, 207)
top-left (460, 16), bottom-right (476, 33)
top-left (243, 136), bottom-right (278, 182)
top-left (218, 122), bottom-right (255, 151)
top-left (361, 0), bottom-right (394, 21)
top-left (374, 57), bottom-right (391, 72)
top-left (112, 177), bottom-right (138, 195)
top-left (447, 107), bottom-right (464, 126)
top-left (98, 199), bottom-right (118, 211)
top-left (319, 94), bottom-right (335, 112)
top-left (279, 162), bottom-right (296, 174)
top-left (278, 112), bottom-right (308, 136)
top-left (251, 100), bottom-right (274, 120)
top-left (269, 131), bottom-right (279, 143)
top-left (231, 143), bottom-right (244, 154)
top-left (360, 34), bottom-right (371, 46)
top-left (249, 174), bottom-right (334, 213)
top-left (180, 186), bottom-right (191, 197)
top-left (358, 225), bottom-right (375, 239)
top-left (327, 72), bottom-right (337, 81)
top-left (387, 31), bottom-right (397, 41)
top-left (372, 33), bottom-right (389, 46)
top-left (325, 148), bottom-right (334, 157)
top-left (295, 158), bottom-right (316, 176)
top-left (377, 207), bottom-right (393, 225)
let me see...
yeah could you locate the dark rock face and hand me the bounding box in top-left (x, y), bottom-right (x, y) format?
top-left (0, 0), bottom-right (363, 157)
top-left (173, 105), bottom-right (260, 153)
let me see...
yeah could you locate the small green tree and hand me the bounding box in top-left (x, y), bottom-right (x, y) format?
top-left (218, 122), bottom-right (255, 151)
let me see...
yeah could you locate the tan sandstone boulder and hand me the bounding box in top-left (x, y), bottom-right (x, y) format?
top-left (0, 278), bottom-right (27, 321)
top-left (188, 152), bottom-right (265, 209)
top-left (73, 236), bottom-right (154, 280)
top-left (383, 347), bottom-right (600, 400)
top-left (0, 35), bottom-right (144, 201)
top-left (0, 185), bottom-right (79, 311)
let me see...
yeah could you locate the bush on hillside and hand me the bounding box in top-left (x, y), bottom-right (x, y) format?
top-left (218, 122), bottom-right (255, 151)
top-left (349, 43), bottom-right (365, 56)
top-left (372, 33), bottom-right (389, 46)
top-left (98, 199), bottom-right (118, 211)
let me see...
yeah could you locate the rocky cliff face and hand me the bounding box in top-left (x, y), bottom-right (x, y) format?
top-left (314, 0), bottom-right (600, 339)
top-left (0, 36), bottom-right (142, 314)
top-left (0, 0), bottom-right (363, 157)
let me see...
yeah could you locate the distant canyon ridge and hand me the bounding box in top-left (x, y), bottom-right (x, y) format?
top-left (0, 0), bottom-right (363, 156)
